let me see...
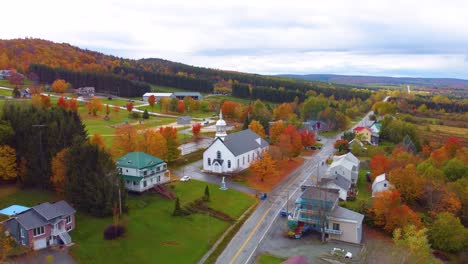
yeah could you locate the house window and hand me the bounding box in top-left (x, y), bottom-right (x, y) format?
top-left (133, 181), bottom-right (137, 186)
top-left (20, 228), bottom-right (25, 238)
top-left (33, 226), bottom-right (45, 237)
top-left (126, 169), bottom-right (128, 173)
top-left (332, 223), bottom-right (340, 231)
top-left (228, 160), bottom-right (231, 168)
top-left (208, 158), bottom-right (211, 166)
top-left (144, 171), bottom-right (147, 176)
top-left (384, 183), bottom-right (387, 187)
top-left (118, 168), bottom-right (122, 173)
top-left (237, 159), bottom-right (239, 167)
top-left (66, 215), bottom-right (71, 224)
top-left (126, 180), bottom-right (130, 184)
top-left (143, 181), bottom-right (147, 187)
top-left (157, 176), bottom-right (160, 182)
top-left (217, 151), bottom-right (221, 159)
top-left (66, 226), bottom-right (72, 231)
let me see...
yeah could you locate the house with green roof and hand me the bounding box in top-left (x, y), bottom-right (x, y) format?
top-left (117, 152), bottom-right (170, 192)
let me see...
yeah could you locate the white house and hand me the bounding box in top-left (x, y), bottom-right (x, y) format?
top-left (371, 173), bottom-right (393, 197)
top-left (203, 112), bottom-right (269, 174)
top-left (117, 152), bottom-right (170, 192)
top-left (142, 92), bottom-right (175, 102)
top-left (320, 174), bottom-right (352, 200)
top-left (327, 153), bottom-right (360, 184)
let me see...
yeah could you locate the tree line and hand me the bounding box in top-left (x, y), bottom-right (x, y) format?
top-left (28, 64), bottom-right (150, 97)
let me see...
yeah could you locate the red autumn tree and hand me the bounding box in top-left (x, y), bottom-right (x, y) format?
top-left (430, 147), bottom-right (449, 167)
top-left (385, 205), bottom-right (421, 233)
top-left (177, 100), bottom-right (185, 113)
top-left (68, 98), bottom-right (78, 112)
top-left (126, 102), bottom-right (134, 113)
top-left (370, 154), bottom-right (391, 179)
top-left (300, 130), bottom-right (316, 149)
top-left (333, 139), bottom-right (349, 154)
top-left (56, 96), bottom-right (68, 109)
top-left (148, 95), bottom-right (156, 111)
top-left (192, 123), bottom-right (202, 138)
top-left (444, 137), bottom-right (461, 158)
top-left (278, 125), bottom-right (302, 158)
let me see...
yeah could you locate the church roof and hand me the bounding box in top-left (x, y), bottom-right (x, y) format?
top-left (222, 129), bottom-right (269, 156)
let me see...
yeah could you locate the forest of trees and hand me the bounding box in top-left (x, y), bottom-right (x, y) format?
top-left (29, 64), bottom-right (150, 97)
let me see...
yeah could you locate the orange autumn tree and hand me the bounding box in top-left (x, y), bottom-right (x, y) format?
top-left (40, 95), bottom-right (52, 109)
top-left (370, 154), bottom-right (391, 179)
top-left (50, 148), bottom-right (68, 194)
top-left (444, 137), bottom-right (461, 158)
top-left (269, 121), bottom-right (285, 144)
top-left (273, 103), bottom-right (293, 121)
top-left (221, 101), bottom-right (238, 118)
top-left (68, 98), bottom-right (78, 112)
top-left (138, 130), bottom-right (168, 159)
top-left (248, 120), bottom-right (266, 139)
top-left (371, 189), bottom-right (421, 233)
top-left (388, 164), bottom-right (425, 204)
top-left (90, 133), bottom-right (106, 149)
top-left (177, 100), bottom-right (185, 113)
top-left (277, 125), bottom-right (302, 159)
top-left (250, 152), bottom-right (277, 182)
top-left (51, 79), bottom-right (69, 93)
top-left (87, 96), bottom-right (103, 116)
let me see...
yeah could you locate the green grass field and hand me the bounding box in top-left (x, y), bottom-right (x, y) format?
top-left (339, 169), bottom-right (371, 212)
top-left (0, 180), bottom-right (255, 264)
top-left (256, 254), bottom-right (286, 264)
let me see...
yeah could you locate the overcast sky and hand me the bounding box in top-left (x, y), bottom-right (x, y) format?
top-left (2, 0), bottom-right (468, 79)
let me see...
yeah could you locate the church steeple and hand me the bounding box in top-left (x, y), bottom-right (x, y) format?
top-left (215, 110), bottom-right (227, 141)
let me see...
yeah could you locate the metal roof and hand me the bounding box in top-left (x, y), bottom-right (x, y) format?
top-left (330, 206), bottom-right (364, 223)
top-left (222, 129), bottom-right (269, 156)
top-left (117, 152), bottom-right (165, 169)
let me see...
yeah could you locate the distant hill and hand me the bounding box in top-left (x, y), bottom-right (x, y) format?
top-left (278, 74), bottom-right (468, 89)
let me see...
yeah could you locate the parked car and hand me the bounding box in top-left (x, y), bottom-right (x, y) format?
top-left (180, 175), bottom-right (191, 182)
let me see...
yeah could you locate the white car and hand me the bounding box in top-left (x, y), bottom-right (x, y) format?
top-left (180, 175), bottom-right (191, 182)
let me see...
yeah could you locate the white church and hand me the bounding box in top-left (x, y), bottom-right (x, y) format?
top-left (203, 112), bottom-right (269, 174)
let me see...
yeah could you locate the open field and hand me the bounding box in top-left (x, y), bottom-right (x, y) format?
top-left (150, 84), bottom-right (200, 94)
top-left (0, 180), bottom-right (255, 264)
top-left (135, 104), bottom-right (216, 119)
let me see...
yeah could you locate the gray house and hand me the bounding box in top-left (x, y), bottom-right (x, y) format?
top-left (177, 116), bottom-right (192, 125)
top-left (3, 201), bottom-right (75, 250)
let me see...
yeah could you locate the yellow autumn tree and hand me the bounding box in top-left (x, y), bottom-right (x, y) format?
top-left (248, 120), bottom-right (266, 139)
top-left (250, 152), bottom-right (277, 182)
top-left (0, 145), bottom-right (17, 180)
top-left (111, 125), bottom-right (138, 158)
top-left (269, 121), bottom-right (285, 144)
top-left (138, 130), bottom-right (168, 159)
top-left (86, 96), bottom-right (104, 116)
top-left (50, 148), bottom-right (68, 194)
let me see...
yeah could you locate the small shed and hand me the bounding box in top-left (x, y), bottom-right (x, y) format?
top-left (177, 116), bottom-right (192, 125)
top-left (372, 173), bottom-right (393, 197)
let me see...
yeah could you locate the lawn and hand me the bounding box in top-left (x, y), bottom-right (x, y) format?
top-left (150, 84), bottom-right (197, 94)
top-left (339, 169), bottom-right (372, 212)
top-left (256, 254), bottom-right (286, 264)
top-left (0, 180), bottom-right (255, 264)
top-left (135, 104), bottom-right (215, 119)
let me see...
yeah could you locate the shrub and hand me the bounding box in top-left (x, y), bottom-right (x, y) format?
top-left (103, 224), bottom-right (126, 240)
top-left (130, 112), bottom-right (140, 119)
top-left (142, 109), bottom-right (149, 119)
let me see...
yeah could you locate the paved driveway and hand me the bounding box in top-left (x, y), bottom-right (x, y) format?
top-left (174, 160), bottom-right (258, 194)
top-left (10, 247), bottom-right (75, 264)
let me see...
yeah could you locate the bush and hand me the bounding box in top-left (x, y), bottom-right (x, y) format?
top-left (103, 225), bottom-right (126, 240)
top-left (143, 109), bottom-right (149, 119)
top-left (130, 112), bottom-right (140, 119)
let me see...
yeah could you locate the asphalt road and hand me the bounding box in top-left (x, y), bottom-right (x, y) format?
top-left (215, 106), bottom-right (380, 264)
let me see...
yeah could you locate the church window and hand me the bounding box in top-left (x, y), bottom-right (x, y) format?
top-left (208, 158), bottom-right (211, 166)
top-left (217, 151), bottom-right (221, 159)
top-left (243, 156), bottom-right (245, 165)
top-left (248, 154), bottom-right (250, 162)
top-left (228, 160), bottom-right (231, 168)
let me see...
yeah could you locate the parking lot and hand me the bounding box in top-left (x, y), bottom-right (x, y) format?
top-left (254, 214), bottom-right (363, 263)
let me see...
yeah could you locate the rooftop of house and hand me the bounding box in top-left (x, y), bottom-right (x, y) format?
top-left (330, 206), bottom-right (364, 223)
top-left (300, 186), bottom-right (339, 204)
top-left (221, 129), bottom-right (269, 156)
top-left (372, 173), bottom-right (389, 190)
top-left (321, 174), bottom-right (352, 191)
top-left (9, 201), bottom-right (75, 230)
top-left (173, 92), bottom-right (202, 96)
top-left (353, 126), bottom-right (371, 132)
top-left (329, 153), bottom-right (359, 172)
top-left (117, 152), bottom-right (165, 169)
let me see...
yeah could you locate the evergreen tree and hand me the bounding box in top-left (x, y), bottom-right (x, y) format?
top-left (203, 185), bottom-right (210, 202)
top-left (142, 109), bottom-right (149, 119)
top-left (65, 142), bottom-right (126, 217)
top-left (172, 197), bottom-right (184, 216)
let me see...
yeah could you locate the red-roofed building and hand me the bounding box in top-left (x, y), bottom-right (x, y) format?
top-left (353, 126), bottom-right (372, 144)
